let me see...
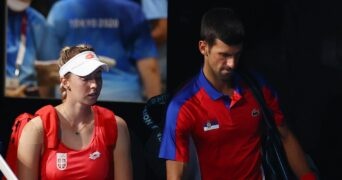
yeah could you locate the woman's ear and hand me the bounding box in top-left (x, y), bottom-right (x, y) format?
top-left (60, 77), bottom-right (70, 90)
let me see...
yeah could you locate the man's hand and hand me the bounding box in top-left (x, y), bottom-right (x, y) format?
top-left (5, 84), bottom-right (28, 97)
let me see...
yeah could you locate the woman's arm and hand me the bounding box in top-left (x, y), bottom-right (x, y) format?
top-left (17, 117), bottom-right (44, 180)
top-left (113, 116), bottom-right (133, 180)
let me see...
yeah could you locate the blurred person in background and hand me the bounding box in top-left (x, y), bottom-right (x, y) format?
top-left (5, 0), bottom-right (48, 97)
top-left (40, 0), bottom-right (162, 102)
top-left (142, 0), bottom-right (168, 91)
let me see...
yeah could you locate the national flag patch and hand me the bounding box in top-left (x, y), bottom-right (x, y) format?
top-left (203, 120), bottom-right (219, 131)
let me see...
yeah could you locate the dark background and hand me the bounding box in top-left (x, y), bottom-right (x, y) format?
top-left (1, 0), bottom-right (342, 179)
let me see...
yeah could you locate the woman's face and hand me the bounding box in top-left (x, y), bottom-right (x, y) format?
top-left (67, 68), bottom-right (103, 105)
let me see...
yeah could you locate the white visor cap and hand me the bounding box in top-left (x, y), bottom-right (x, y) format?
top-left (59, 51), bottom-right (108, 77)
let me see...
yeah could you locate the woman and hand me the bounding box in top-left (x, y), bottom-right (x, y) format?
top-left (17, 44), bottom-right (133, 179)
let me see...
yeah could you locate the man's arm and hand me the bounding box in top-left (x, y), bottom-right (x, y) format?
top-left (166, 160), bottom-right (187, 180)
top-left (5, 84), bottom-right (27, 97)
top-left (136, 57), bottom-right (162, 99)
top-left (35, 60), bottom-right (59, 98)
top-left (277, 123), bottom-right (317, 179)
top-left (150, 18), bottom-right (168, 46)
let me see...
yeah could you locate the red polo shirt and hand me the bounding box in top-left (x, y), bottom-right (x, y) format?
top-left (159, 71), bottom-right (284, 180)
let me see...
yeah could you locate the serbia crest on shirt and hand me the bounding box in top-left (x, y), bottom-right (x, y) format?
top-left (56, 153), bottom-right (67, 170)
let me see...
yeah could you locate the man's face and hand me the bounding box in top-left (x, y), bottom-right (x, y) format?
top-left (18, 0), bottom-right (31, 3)
top-left (200, 39), bottom-right (243, 81)
top-left (7, 0), bottom-right (32, 12)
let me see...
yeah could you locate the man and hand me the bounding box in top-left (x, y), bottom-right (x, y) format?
top-left (6, 0), bottom-right (47, 97)
top-left (142, 0), bottom-right (168, 90)
top-left (159, 7), bottom-right (316, 180)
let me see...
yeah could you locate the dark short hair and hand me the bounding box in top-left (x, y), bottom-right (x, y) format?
top-left (200, 8), bottom-right (245, 47)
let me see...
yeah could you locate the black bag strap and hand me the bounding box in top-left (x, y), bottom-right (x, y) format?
top-left (237, 71), bottom-right (294, 179)
top-left (142, 93), bottom-right (170, 180)
top-left (238, 71), bottom-right (321, 179)
top-left (142, 93), bottom-right (170, 142)
top-left (237, 71), bottom-right (283, 139)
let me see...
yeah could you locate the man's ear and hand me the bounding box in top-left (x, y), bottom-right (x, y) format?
top-left (199, 40), bottom-right (208, 56)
